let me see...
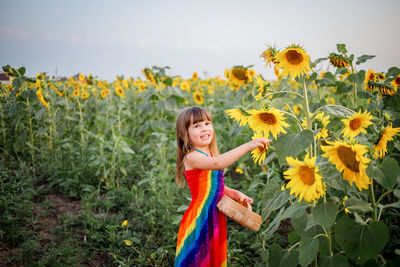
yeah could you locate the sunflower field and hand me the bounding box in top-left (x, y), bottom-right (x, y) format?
top-left (1, 43), bottom-right (400, 266)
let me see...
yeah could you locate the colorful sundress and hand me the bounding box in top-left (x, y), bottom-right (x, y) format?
top-left (174, 168), bottom-right (227, 267)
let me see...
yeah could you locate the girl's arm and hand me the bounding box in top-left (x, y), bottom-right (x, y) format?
top-left (185, 138), bottom-right (270, 170)
top-left (224, 186), bottom-right (253, 204)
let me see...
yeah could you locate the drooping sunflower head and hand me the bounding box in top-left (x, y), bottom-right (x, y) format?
top-left (193, 91), bottom-right (204, 105)
top-left (230, 66), bottom-right (249, 83)
top-left (373, 124), bottom-right (400, 159)
top-left (250, 132), bottom-right (269, 165)
top-left (368, 81), bottom-right (396, 96)
top-left (260, 45), bottom-right (278, 67)
top-left (341, 110), bottom-right (373, 139)
top-left (321, 140), bottom-right (371, 191)
top-left (364, 69), bottom-right (376, 91)
top-left (276, 44), bottom-right (312, 78)
top-left (284, 153), bottom-right (325, 203)
top-left (225, 108), bottom-right (250, 127)
top-left (328, 53), bottom-right (350, 68)
top-left (247, 107), bottom-right (289, 139)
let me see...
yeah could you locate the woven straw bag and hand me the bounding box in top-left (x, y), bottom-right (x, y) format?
top-left (217, 195), bottom-right (262, 231)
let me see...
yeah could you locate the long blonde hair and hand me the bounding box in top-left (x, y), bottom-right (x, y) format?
top-left (175, 106), bottom-right (220, 187)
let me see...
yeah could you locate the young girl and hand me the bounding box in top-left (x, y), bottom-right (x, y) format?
top-left (174, 106), bottom-right (270, 267)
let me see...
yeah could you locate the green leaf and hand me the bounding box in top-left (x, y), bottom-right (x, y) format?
top-left (336, 44), bottom-right (347, 54)
top-left (319, 254), bottom-right (350, 267)
top-left (356, 55), bottom-right (375, 65)
top-left (261, 190), bottom-right (290, 220)
top-left (288, 231), bottom-right (301, 245)
top-left (269, 248), bottom-right (299, 267)
top-left (387, 67), bottom-right (400, 79)
top-left (346, 70), bottom-right (365, 84)
top-left (335, 216), bottom-right (389, 263)
top-left (345, 198), bottom-right (373, 213)
top-left (299, 237), bottom-right (319, 267)
top-left (18, 66), bottom-right (26, 76)
top-left (274, 130), bottom-right (313, 164)
top-left (282, 201), bottom-right (307, 219)
top-left (312, 202), bottom-right (339, 229)
top-left (379, 157), bottom-right (400, 189)
top-left (321, 104), bottom-right (354, 117)
top-left (264, 207), bottom-right (285, 238)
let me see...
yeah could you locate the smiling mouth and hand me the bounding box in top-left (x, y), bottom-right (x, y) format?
top-left (200, 134), bottom-right (210, 140)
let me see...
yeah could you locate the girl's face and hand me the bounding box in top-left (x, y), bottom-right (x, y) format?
top-left (187, 119), bottom-right (214, 149)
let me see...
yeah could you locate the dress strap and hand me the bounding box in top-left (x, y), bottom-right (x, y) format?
top-left (194, 148), bottom-right (210, 157)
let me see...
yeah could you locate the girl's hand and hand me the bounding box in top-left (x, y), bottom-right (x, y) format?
top-left (233, 190), bottom-right (253, 205)
top-left (246, 138), bottom-right (271, 152)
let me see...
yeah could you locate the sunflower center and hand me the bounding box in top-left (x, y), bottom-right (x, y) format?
top-left (232, 68), bottom-right (247, 81)
top-left (368, 73), bottom-right (375, 81)
top-left (337, 146), bottom-right (359, 172)
top-left (286, 49), bottom-right (304, 65)
top-left (299, 166), bottom-right (315, 185)
top-left (259, 112), bottom-right (277, 125)
top-left (196, 94), bottom-right (202, 101)
top-left (395, 77), bottom-right (400, 85)
top-left (349, 118), bottom-right (361, 131)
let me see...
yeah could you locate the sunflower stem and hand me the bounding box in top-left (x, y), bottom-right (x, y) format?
top-left (351, 65), bottom-right (358, 108)
top-left (281, 106), bottom-right (303, 132)
top-left (369, 183), bottom-right (378, 221)
top-left (303, 80), bottom-right (313, 157)
top-left (376, 189), bottom-right (394, 206)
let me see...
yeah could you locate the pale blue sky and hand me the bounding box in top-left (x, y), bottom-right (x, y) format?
top-left (1, 0), bottom-right (399, 80)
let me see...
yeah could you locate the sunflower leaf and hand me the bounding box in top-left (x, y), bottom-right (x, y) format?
top-left (299, 236), bottom-right (319, 267)
top-left (335, 216), bottom-right (389, 264)
top-left (312, 202), bottom-right (338, 229)
top-left (356, 55), bottom-right (376, 65)
top-left (319, 254), bottom-right (350, 267)
top-left (336, 44), bottom-right (347, 54)
top-left (274, 130), bottom-right (313, 165)
top-left (269, 247), bottom-right (299, 267)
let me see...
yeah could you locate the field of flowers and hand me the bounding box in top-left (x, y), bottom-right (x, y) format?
top-left (1, 43), bottom-right (400, 266)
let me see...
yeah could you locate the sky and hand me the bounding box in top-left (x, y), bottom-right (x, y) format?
top-left (0, 0), bottom-right (399, 81)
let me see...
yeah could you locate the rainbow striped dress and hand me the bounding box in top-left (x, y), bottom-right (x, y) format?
top-left (175, 169), bottom-right (227, 267)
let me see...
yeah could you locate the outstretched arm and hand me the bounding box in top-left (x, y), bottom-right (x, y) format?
top-left (185, 138), bottom-right (271, 170)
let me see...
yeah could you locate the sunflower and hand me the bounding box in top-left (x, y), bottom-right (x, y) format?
top-left (274, 65), bottom-right (282, 79)
top-left (376, 72), bottom-right (385, 81)
top-left (247, 107), bottom-right (289, 139)
top-left (321, 140), bottom-right (371, 191)
top-left (225, 108), bottom-right (249, 126)
top-left (284, 153), bottom-right (325, 203)
top-left (251, 132), bottom-right (269, 165)
top-left (100, 89), bottom-right (108, 98)
top-left (79, 73), bottom-right (85, 82)
top-left (341, 110), bottom-right (372, 139)
top-left (224, 68), bottom-right (229, 79)
top-left (391, 75), bottom-right (400, 91)
top-left (328, 53), bottom-right (350, 68)
top-left (81, 91), bottom-right (89, 99)
top-left (373, 124), bottom-right (400, 159)
top-left (192, 72), bottom-right (198, 80)
top-left (248, 69), bottom-right (256, 79)
top-left (302, 112), bottom-right (330, 139)
top-left (260, 46), bottom-right (278, 67)
top-left (36, 90), bottom-right (49, 108)
top-left (364, 69), bottom-right (376, 91)
top-left (72, 90), bottom-right (80, 97)
top-left (193, 91), bottom-right (204, 105)
top-left (115, 86), bottom-right (125, 99)
top-left (180, 81), bottom-right (190, 92)
top-left (293, 104), bottom-right (302, 115)
top-left (275, 45), bottom-right (311, 78)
